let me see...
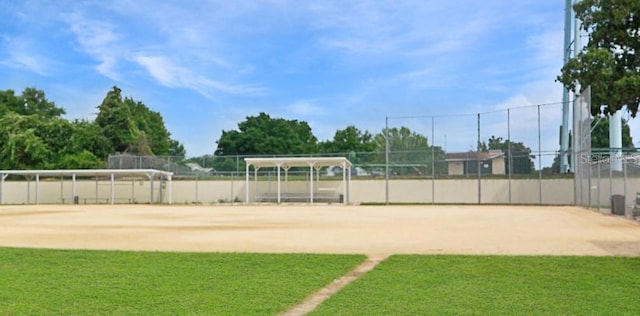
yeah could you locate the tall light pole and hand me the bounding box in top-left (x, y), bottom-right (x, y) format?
top-left (560, 0), bottom-right (573, 173)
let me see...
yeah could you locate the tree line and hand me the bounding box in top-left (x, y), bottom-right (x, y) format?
top-left (0, 86), bottom-right (184, 170)
top-left (3, 84), bottom-right (634, 176)
top-left (0, 87), bottom-right (536, 175)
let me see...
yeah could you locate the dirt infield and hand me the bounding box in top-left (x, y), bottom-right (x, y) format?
top-left (1, 204), bottom-right (639, 256)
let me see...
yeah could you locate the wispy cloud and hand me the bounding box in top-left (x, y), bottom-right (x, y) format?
top-left (64, 12), bottom-right (122, 80)
top-left (134, 55), bottom-right (263, 97)
top-left (286, 100), bottom-right (326, 116)
top-left (0, 36), bottom-right (50, 76)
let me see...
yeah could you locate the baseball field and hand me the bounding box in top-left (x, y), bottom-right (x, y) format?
top-left (1, 204), bottom-right (639, 314)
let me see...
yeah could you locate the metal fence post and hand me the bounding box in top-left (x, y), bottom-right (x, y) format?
top-left (385, 116), bottom-right (389, 205)
top-left (431, 115), bottom-right (435, 204)
top-left (538, 104), bottom-right (542, 205)
top-left (477, 113), bottom-right (481, 204)
top-left (507, 108), bottom-right (512, 204)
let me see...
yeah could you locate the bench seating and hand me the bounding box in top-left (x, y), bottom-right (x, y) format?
top-left (259, 192), bottom-right (341, 203)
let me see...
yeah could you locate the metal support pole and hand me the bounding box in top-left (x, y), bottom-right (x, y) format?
top-left (538, 104), bottom-right (542, 204)
top-left (0, 174), bottom-right (6, 204)
top-left (36, 174), bottom-right (40, 204)
top-left (624, 158), bottom-right (628, 217)
top-left (588, 159), bottom-right (592, 207)
top-left (385, 116), bottom-right (389, 205)
top-left (477, 113), bottom-right (481, 204)
top-left (59, 176), bottom-right (63, 203)
top-left (72, 173), bottom-right (77, 204)
top-left (254, 168), bottom-right (258, 202)
top-left (0, 174), bottom-right (6, 205)
top-left (110, 173), bottom-right (115, 205)
top-left (598, 160), bottom-right (601, 210)
top-left (342, 161), bottom-right (347, 205)
top-left (245, 163), bottom-right (250, 204)
top-left (150, 176), bottom-right (154, 204)
top-left (431, 116), bottom-right (435, 204)
top-left (507, 109), bottom-right (512, 204)
top-left (277, 163), bottom-right (282, 204)
top-left (309, 163), bottom-right (314, 204)
top-left (560, 0), bottom-right (572, 173)
top-left (609, 154), bottom-right (613, 204)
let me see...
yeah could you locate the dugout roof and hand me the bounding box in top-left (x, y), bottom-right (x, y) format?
top-left (0, 169), bottom-right (173, 205)
top-left (244, 157), bottom-right (352, 169)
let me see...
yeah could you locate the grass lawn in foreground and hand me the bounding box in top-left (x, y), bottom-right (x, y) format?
top-left (313, 255), bottom-right (640, 315)
top-left (0, 248), bottom-right (364, 315)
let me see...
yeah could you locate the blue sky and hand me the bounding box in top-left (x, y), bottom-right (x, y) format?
top-left (1, 1), bottom-right (628, 162)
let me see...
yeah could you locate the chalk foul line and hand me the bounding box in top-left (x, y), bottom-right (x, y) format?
top-left (281, 254), bottom-right (389, 316)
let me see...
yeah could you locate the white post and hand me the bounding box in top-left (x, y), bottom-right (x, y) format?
top-left (72, 173), bottom-right (77, 203)
top-left (0, 173), bottom-right (5, 204)
top-left (168, 174), bottom-right (173, 204)
top-left (110, 173), bottom-right (115, 205)
top-left (254, 168), bottom-right (259, 202)
top-left (347, 164), bottom-right (351, 203)
top-left (309, 163), bottom-right (314, 203)
top-left (36, 174), bottom-right (40, 204)
top-left (150, 175), bottom-right (154, 204)
top-left (276, 162), bottom-right (282, 204)
top-left (245, 162), bottom-right (250, 204)
top-left (610, 110), bottom-right (623, 172)
top-left (342, 161), bottom-right (347, 205)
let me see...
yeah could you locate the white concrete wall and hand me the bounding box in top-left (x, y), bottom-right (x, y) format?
top-left (1, 178), bottom-right (578, 205)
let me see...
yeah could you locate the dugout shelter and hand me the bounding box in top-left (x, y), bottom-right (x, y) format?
top-left (244, 157), bottom-right (352, 204)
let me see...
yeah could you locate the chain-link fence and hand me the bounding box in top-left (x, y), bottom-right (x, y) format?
top-left (107, 99), bottom-right (573, 205)
top-left (104, 91), bottom-right (638, 210)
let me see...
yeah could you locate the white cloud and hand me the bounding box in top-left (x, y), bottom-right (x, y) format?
top-left (286, 100), bottom-right (325, 116)
top-left (64, 12), bottom-right (122, 80)
top-left (134, 55), bottom-right (264, 97)
top-left (0, 36), bottom-right (50, 75)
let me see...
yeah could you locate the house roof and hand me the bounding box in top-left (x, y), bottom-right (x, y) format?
top-left (445, 150), bottom-right (504, 162)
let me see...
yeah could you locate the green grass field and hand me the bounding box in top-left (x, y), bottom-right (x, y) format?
top-left (3, 249), bottom-right (640, 315)
top-left (0, 248), bottom-right (364, 315)
top-left (313, 255), bottom-right (640, 315)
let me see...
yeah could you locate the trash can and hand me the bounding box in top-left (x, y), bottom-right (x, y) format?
top-left (339, 194), bottom-right (344, 203)
top-left (73, 196), bottom-right (79, 205)
top-left (610, 194), bottom-right (625, 215)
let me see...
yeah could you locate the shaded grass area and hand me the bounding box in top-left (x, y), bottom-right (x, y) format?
top-left (313, 255), bottom-right (640, 315)
top-left (0, 248), bottom-right (365, 315)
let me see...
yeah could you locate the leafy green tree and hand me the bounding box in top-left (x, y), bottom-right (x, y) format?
top-left (68, 120), bottom-right (112, 160)
top-left (0, 88), bottom-right (64, 119)
top-left (215, 112), bottom-right (318, 156)
top-left (0, 86), bottom-right (184, 169)
top-left (590, 116), bottom-right (634, 150)
top-left (95, 87), bottom-right (142, 154)
top-left (168, 139), bottom-right (186, 157)
top-left (374, 126), bottom-right (446, 175)
top-left (486, 136), bottom-right (534, 174)
top-left (558, 0), bottom-right (640, 116)
top-left (550, 115), bottom-right (635, 172)
top-left (21, 87), bottom-right (65, 119)
top-left (57, 150), bottom-right (104, 169)
top-left (319, 126), bottom-right (376, 153)
top-left (125, 98), bottom-right (173, 155)
top-left (0, 90), bottom-right (22, 117)
top-left (0, 113), bottom-right (51, 169)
